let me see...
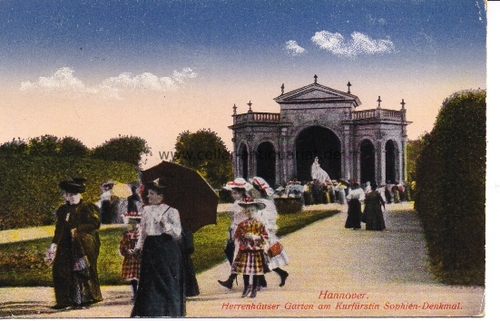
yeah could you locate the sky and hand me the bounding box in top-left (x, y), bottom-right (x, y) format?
top-left (0, 0), bottom-right (488, 167)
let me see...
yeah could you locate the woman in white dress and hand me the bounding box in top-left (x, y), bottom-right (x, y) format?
top-left (311, 156), bottom-right (331, 184)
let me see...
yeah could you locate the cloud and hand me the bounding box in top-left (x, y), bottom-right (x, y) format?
top-left (284, 40), bottom-right (307, 56)
top-left (20, 67), bottom-right (198, 99)
top-left (311, 31), bottom-right (395, 58)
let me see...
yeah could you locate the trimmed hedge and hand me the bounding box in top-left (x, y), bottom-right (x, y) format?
top-left (0, 155), bottom-right (138, 230)
top-left (414, 89), bottom-right (485, 285)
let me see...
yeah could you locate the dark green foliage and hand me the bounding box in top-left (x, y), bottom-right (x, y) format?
top-left (0, 138), bottom-right (28, 155)
top-left (174, 129), bottom-right (233, 188)
top-left (58, 137), bottom-right (89, 157)
top-left (28, 135), bottom-right (59, 157)
top-left (90, 135), bottom-right (150, 166)
top-left (0, 156), bottom-right (138, 230)
top-left (414, 89), bottom-right (485, 285)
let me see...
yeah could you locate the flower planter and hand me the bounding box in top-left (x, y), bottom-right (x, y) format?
top-left (274, 197), bottom-right (303, 214)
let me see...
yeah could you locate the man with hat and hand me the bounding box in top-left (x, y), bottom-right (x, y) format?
top-left (46, 177), bottom-right (103, 309)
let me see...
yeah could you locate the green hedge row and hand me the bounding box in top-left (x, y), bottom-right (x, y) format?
top-left (414, 89), bottom-right (485, 286)
top-left (0, 155), bottom-right (138, 230)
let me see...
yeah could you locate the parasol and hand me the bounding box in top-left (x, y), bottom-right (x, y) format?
top-left (140, 161), bottom-right (219, 233)
top-left (112, 182), bottom-right (133, 198)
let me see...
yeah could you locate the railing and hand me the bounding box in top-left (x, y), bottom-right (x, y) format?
top-left (352, 109), bottom-right (403, 121)
top-left (233, 112), bottom-right (281, 124)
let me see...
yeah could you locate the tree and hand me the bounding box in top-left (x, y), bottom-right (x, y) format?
top-left (28, 135), bottom-right (59, 157)
top-left (90, 135), bottom-right (150, 166)
top-left (0, 138), bottom-right (28, 156)
top-left (174, 129), bottom-right (233, 188)
top-left (59, 137), bottom-right (89, 157)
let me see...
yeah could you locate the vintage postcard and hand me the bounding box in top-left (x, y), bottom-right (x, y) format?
top-left (0, 0), bottom-right (492, 318)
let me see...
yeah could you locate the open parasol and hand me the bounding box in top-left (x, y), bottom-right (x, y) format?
top-left (112, 182), bottom-right (133, 198)
top-left (140, 161), bottom-right (219, 233)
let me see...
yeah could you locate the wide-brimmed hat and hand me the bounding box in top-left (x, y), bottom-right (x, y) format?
top-left (251, 176), bottom-right (275, 197)
top-left (145, 178), bottom-right (167, 194)
top-left (59, 177), bottom-right (86, 194)
top-left (237, 197), bottom-right (266, 210)
top-left (223, 178), bottom-right (253, 191)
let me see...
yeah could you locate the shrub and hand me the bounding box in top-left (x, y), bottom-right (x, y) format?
top-left (414, 89), bottom-right (485, 285)
top-left (0, 155), bottom-right (138, 230)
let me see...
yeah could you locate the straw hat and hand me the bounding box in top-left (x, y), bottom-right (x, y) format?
top-left (223, 178), bottom-right (253, 191)
top-left (237, 197), bottom-right (266, 210)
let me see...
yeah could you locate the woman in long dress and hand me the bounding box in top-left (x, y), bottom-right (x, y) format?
top-left (345, 182), bottom-right (365, 230)
top-left (311, 157), bottom-right (331, 184)
top-left (363, 183), bottom-right (386, 231)
top-left (46, 177), bottom-right (102, 309)
top-left (131, 179), bottom-right (185, 317)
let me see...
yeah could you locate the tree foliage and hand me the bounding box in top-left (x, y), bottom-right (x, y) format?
top-left (174, 129), bottom-right (233, 188)
top-left (414, 89), bottom-right (485, 285)
top-left (90, 135), bottom-right (150, 166)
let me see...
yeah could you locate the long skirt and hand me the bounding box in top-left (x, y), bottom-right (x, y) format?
top-left (53, 233), bottom-right (102, 307)
top-left (131, 235), bottom-right (185, 317)
top-left (345, 199), bottom-right (362, 229)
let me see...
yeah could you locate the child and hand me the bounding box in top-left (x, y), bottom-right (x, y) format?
top-left (231, 198), bottom-right (269, 298)
top-left (119, 216), bottom-right (141, 301)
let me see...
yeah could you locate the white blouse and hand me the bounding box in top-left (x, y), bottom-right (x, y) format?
top-left (135, 203), bottom-right (182, 250)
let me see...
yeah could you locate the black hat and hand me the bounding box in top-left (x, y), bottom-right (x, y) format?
top-left (59, 177), bottom-right (86, 194)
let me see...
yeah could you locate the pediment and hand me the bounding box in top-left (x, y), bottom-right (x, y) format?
top-left (274, 83), bottom-right (361, 107)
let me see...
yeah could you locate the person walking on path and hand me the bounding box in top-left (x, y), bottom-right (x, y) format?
top-left (119, 216), bottom-right (141, 301)
top-left (130, 179), bottom-right (185, 317)
top-left (231, 198), bottom-right (269, 298)
top-left (363, 183), bottom-right (386, 231)
top-left (344, 181), bottom-right (365, 230)
top-left (250, 177), bottom-right (289, 288)
top-left (45, 177), bottom-right (103, 310)
top-left (218, 178), bottom-right (253, 290)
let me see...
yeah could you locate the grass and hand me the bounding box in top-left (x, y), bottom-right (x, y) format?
top-left (0, 209), bottom-right (339, 287)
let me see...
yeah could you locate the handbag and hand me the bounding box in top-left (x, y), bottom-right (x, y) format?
top-left (267, 242), bottom-right (283, 257)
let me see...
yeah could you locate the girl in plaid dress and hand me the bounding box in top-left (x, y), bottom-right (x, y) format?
top-left (119, 217), bottom-right (141, 300)
top-left (231, 198), bottom-right (269, 298)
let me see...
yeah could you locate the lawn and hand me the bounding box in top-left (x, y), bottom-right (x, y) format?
top-left (0, 209), bottom-right (339, 287)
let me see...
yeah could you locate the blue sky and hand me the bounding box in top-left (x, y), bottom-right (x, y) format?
top-left (0, 0), bottom-right (488, 164)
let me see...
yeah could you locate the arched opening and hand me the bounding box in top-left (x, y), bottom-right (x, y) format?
top-left (360, 140), bottom-right (375, 184)
top-left (239, 144), bottom-right (249, 180)
top-left (295, 126), bottom-right (341, 182)
top-left (385, 140), bottom-right (396, 184)
top-left (256, 142), bottom-right (276, 187)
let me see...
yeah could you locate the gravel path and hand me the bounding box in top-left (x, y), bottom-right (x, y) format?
top-left (0, 202), bottom-right (485, 318)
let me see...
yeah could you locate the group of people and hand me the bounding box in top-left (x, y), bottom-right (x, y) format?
top-left (218, 177), bottom-right (289, 299)
top-left (45, 176), bottom-right (198, 317)
top-left (345, 181), bottom-right (386, 231)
